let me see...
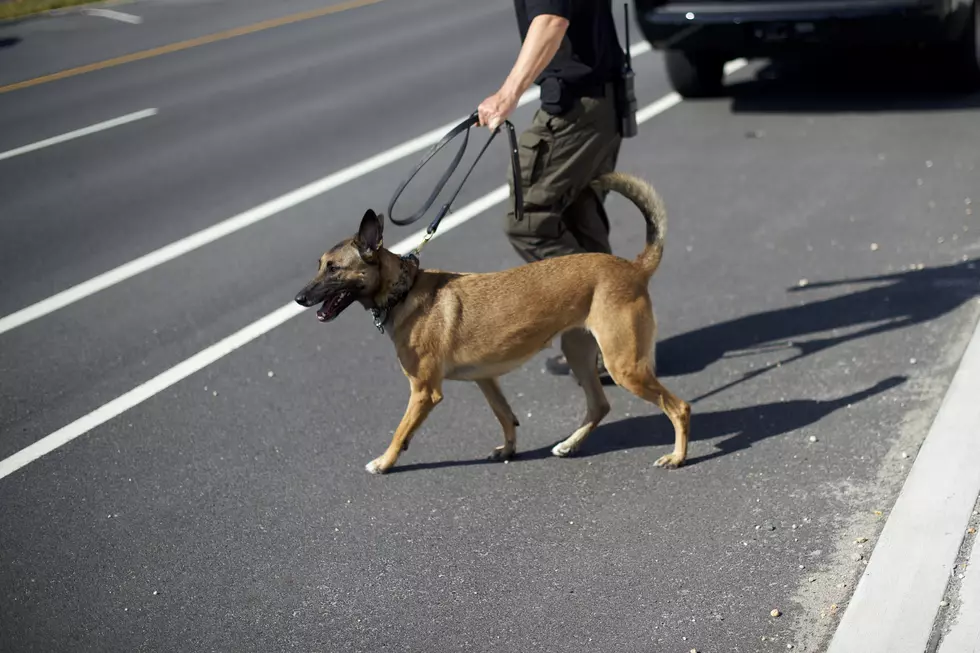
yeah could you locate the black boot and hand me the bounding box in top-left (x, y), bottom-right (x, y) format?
top-left (544, 352), bottom-right (610, 379)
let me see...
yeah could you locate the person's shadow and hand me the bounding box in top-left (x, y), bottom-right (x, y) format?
top-left (655, 259), bottom-right (980, 388)
top-left (389, 375), bottom-right (906, 473)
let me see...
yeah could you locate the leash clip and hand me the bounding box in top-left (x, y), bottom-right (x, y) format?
top-left (411, 230), bottom-right (435, 258)
top-left (371, 308), bottom-right (387, 334)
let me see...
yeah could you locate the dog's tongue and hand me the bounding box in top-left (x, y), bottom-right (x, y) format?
top-left (316, 297), bottom-right (333, 321)
top-left (316, 301), bottom-right (331, 322)
top-left (316, 292), bottom-right (346, 322)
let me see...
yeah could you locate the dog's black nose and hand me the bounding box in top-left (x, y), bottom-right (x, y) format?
top-left (295, 291), bottom-right (309, 306)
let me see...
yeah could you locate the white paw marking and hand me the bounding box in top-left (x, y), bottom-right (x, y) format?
top-left (552, 442), bottom-right (573, 458)
top-left (365, 460), bottom-right (384, 474)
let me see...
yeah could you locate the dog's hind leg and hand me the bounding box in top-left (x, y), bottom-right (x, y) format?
top-left (551, 328), bottom-right (611, 458)
top-left (598, 333), bottom-right (690, 468)
top-left (365, 375), bottom-right (443, 475)
top-left (611, 365), bottom-right (689, 468)
top-left (476, 378), bottom-right (519, 461)
top-left (588, 293), bottom-right (690, 468)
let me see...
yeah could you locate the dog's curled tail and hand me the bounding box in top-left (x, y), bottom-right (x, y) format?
top-left (590, 171), bottom-right (667, 277)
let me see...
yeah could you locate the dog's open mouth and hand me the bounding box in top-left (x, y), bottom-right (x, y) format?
top-left (316, 291), bottom-right (354, 322)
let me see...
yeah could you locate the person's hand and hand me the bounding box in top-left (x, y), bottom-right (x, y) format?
top-left (478, 89), bottom-right (518, 131)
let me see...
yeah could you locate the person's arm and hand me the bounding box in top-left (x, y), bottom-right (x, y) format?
top-left (477, 13), bottom-right (569, 130)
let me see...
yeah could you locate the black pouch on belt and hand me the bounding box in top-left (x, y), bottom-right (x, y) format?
top-left (614, 68), bottom-right (638, 138)
top-left (615, 2), bottom-right (639, 138)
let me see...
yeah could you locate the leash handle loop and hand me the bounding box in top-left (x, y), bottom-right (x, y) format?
top-left (386, 111), bottom-right (524, 252)
top-left (387, 112), bottom-right (477, 227)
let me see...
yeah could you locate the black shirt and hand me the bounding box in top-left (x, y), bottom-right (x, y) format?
top-left (514, 0), bottom-right (625, 101)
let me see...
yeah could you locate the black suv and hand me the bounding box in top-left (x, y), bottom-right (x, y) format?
top-left (633, 0), bottom-right (980, 96)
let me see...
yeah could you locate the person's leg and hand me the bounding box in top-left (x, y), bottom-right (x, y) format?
top-left (540, 96), bottom-right (623, 377)
top-left (543, 186), bottom-right (620, 378)
top-left (559, 93), bottom-right (622, 255)
top-left (562, 137), bottom-right (620, 255)
top-left (504, 97), bottom-right (621, 263)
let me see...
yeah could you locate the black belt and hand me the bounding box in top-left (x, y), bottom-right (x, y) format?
top-left (539, 77), bottom-right (612, 115)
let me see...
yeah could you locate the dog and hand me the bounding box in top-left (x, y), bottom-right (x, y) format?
top-left (294, 171), bottom-right (691, 475)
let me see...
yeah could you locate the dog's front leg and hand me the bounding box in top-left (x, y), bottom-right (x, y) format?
top-left (476, 378), bottom-right (519, 461)
top-left (365, 379), bottom-right (442, 475)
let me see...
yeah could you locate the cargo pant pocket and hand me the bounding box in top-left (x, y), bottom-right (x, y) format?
top-left (514, 130), bottom-right (551, 206)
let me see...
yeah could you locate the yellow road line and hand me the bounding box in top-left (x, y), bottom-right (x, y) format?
top-left (0, 0), bottom-right (386, 94)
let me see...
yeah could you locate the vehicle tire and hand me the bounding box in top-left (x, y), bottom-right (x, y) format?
top-left (664, 50), bottom-right (725, 98)
top-left (947, 0), bottom-right (980, 89)
top-left (962, 0), bottom-right (980, 86)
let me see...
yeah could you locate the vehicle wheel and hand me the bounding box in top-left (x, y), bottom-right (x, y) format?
top-left (948, 0), bottom-right (980, 89)
top-left (664, 50), bottom-right (725, 98)
top-left (964, 0), bottom-right (980, 84)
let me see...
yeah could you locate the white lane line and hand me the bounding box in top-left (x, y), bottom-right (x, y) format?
top-left (0, 188), bottom-right (507, 482)
top-left (0, 57), bottom-right (749, 482)
top-left (0, 108), bottom-right (157, 163)
top-left (630, 40), bottom-right (652, 58)
top-left (827, 314), bottom-right (980, 653)
top-left (723, 59), bottom-right (748, 75)
top-left (0, 42), bottom-right (654, 338)
top-left (83, 8), bottom-right (143, 24)
top-left (636, 58), bottom-right (747, 123)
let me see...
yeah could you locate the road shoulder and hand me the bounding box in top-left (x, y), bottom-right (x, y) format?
top-left (826, 304), bottom-right (980, 653)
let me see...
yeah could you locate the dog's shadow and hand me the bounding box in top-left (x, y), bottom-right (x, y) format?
top-left (655, 259), bottom-right (980, 381)
top-left (389, 375), bottom-right (905, 473)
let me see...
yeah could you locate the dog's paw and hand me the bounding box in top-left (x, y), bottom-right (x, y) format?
top-left (365, 458), bottom-right (389, 475)
top-left (654, 453), bottom-right (685, 469)
top-left (551, 442), bottom-right (576, 458)
top-left (488, 445), bottom-right (515, 462)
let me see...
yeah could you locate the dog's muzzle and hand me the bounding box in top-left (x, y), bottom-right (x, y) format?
top-left (294, 287), bottom-right (319, 308)
top-left (295, 285), bottom-right (355, 323)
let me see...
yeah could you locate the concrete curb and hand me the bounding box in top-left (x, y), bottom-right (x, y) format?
top-left (935, 504), bottom-right (980, 653)
top-left (826, 310), bottom-right (980, 653)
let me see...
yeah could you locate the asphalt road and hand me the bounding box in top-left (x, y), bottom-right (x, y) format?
top-left (1, 1), bottom-right (979, 652)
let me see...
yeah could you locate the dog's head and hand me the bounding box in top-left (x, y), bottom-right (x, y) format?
top-left (294, 209), bottom-right (387, 322)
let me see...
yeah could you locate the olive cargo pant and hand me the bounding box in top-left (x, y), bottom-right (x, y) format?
top-left (505, 91), bottom-right (622, 263)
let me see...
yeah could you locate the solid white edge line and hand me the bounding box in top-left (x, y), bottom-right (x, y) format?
top-left (826, 313), bottom-right (980, 653)
top-left (0, 42), bottom-right (654, 337)
top-left (0, 76), bottom-right (701, 482)
top-left (82, 8), bottom-right (143, 24)
top-left (0, 108), bottom-right (157, 162)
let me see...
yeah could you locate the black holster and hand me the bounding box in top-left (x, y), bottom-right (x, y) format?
top-left (539, 77), bottom-right (574, 116)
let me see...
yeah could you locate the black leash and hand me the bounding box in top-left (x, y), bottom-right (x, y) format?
top-left (386, 111), bottom-right (524, 257)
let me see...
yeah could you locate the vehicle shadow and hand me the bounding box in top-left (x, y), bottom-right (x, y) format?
top-left (388, 375), bottom-right (906, 473)
top-left (0, 37), bottom-right (21, 49)
top-left (726, 53), bottom-right (980, 114)
top-left (654, 259), bottom-right (980, 393)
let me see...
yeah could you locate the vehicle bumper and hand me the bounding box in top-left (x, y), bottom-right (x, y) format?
top-left (636, 0), bottom-right (962, 53)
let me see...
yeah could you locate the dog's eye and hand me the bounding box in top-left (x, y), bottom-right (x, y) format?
top-left (324, 262), bottom-right (336, 272)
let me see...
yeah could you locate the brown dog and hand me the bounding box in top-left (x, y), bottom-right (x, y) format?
top-left (295, 171), bottom-right (690, 474)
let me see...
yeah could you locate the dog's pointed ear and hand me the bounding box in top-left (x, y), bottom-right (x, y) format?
top-left (356, 209), bottom-right (383, 258)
